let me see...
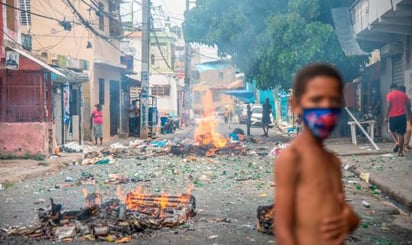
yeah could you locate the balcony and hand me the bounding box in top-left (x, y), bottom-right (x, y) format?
top-left (350, 0), bottom-right (412, 44)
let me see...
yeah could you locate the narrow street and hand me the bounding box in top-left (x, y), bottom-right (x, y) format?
top-left (1, 123), bottom-right (411, 244)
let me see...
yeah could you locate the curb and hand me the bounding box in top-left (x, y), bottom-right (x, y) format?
top-left (349, 166), bottom-right (412, 212)
top-left (336, 150), bottom-right (393, 157)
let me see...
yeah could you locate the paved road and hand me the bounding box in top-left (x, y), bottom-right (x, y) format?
top-left (0, 124), bottom-right (411, 244)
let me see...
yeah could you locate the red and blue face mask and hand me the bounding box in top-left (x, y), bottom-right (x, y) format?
top-left (302, 108), bottom-right (341, 140)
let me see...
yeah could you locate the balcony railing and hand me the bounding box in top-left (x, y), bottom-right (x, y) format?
top-left (350, 0), bottom-right (402, 34)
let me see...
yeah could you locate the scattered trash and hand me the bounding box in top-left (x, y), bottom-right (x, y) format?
top-left (96, 158), bottom-right (110, 165)
top-left (347, 180), bottom-right (359, 184)
top-left (0, 184), bottom-right (3, 190)
top-left (362, 200), bottom-right (371, 208)
top-left (61, 142), bottom-right (83, 153)
top-left (34, 198), bottom-right (45, 205)
top-left (115, 236), bottom-right (132, 243)
top-left (268, 143), bottom-right (289, 158)
top-left (110, 142), bottom-right (128, 149)
top-left (360, 173), bottom-right (370, 183)
top-left (381, 154), bottom-right (394, 157)
top-left (55, 226), bottom-right (76, 240)
top-left (343, 163), bottom-right (352, 170)
top-left (108, 174), bottom-right (129, 184)
top-left (65, 176), bottom-right (73, 182)
top-left (208, 235), bottom-right (219, 239)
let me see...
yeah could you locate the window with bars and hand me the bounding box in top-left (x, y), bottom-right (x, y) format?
top-left (19, 0), bottom-right (31, 25)
top-left (151, 86), bottom-right (170, 96)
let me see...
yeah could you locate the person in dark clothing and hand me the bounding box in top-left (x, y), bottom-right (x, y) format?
top-left (262, 98), bottom-right (272, 137)
top-left (128, 100), bottom-right (138, 136)
top-left (246, 104), bottom-right (252, 136)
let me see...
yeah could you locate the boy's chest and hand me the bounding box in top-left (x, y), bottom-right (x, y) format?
top-left (298, 153), bottom-right (341, 192)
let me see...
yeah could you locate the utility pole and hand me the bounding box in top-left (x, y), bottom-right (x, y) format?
top-left (140, 0), bottom-right (150, 138)
top-left (183, 0), bottom-right (191, 111)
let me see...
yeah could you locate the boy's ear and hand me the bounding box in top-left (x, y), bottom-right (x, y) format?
top-left (290, 97), bottom-right (303, 116)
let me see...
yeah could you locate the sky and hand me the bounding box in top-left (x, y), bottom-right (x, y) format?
top-left (121, 0), bottom-right (187, 26)
top-left (121, 0), bottom-right (218, 63)
top-left (152, 0), bottom-right (187, 25)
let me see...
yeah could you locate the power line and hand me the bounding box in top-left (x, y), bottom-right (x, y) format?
top-left (0, 1), bottom-right (74, 23)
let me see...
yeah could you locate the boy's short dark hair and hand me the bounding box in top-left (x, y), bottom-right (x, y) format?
top-left (390, 84), bottom-right (397, 89)
top-left (293, 63), bottom-right (343, 100)
top-left (399, 85), bottom-right (406, 92)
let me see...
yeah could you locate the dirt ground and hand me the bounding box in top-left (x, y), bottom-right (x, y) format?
top-left (0, 125), bottom-right (411, 244)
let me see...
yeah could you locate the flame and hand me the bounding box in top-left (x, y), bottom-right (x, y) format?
top-left (82, 188), bottom-right (88, 198)
top-left (115, 185), bottom-right (194, 219)
top-left (194, 90), bottom-right (228, 149)
top-left (82, 188), bottom-right (101, 208)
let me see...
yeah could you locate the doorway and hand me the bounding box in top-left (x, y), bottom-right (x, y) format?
top-left (110, 80), bottom-right (120, 136)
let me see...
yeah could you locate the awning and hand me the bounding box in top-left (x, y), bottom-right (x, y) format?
top-left (94, 59), bottom-right (127, 70)
top-left (223, 90), bottom-right (255, 103)
top-left (52, 67), bottom-right (89, 83)
top-left (331, 8), bottom-right (368, 56)
top-left (125, 74), bottom-right (141, 86)
top-left (9, 47), bottom-right (66, 77)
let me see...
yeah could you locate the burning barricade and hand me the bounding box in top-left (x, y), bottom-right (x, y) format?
top-left (1, 186), bottom-right (196, 242)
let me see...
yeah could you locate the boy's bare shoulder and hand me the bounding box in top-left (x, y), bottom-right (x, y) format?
top-left (276, 143), bottom-right (301, 169)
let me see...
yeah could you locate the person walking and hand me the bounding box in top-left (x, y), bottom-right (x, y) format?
top-left (128, 100), bottom-right (138, 136)
top-left (90, 104), bottom-right (103, 145)
top-left (399, 85), bottom-right (412, 151)
top-left (262, 98), bottom-right (272, 137)
top-left (223, 108), bottom-right (229, 124)
top-left (385, 84), bottom-right (410, 156)
top-left (246, 104), bottom-right (252, 136)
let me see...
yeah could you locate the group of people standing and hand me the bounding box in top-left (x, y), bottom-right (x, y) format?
top-left (385, 84), bottom-right (412, 157)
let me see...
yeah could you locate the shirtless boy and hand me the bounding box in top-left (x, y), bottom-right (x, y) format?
top-left (275, 64), bottom-right (359, 245)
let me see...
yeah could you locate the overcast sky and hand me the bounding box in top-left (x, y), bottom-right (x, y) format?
top-left (121, 0), bottom-right (187, 26)
top-left (121, 0), bottom-right (218, 62)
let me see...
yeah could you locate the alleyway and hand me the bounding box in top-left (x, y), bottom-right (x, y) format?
top-left (1, 123), bottom-right (411, 244)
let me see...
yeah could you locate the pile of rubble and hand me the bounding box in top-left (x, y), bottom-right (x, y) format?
top-left (81, 140), bottom-right (171, 165)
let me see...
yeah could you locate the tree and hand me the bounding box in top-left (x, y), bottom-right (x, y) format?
top-left (184, 0), bottom-right (369, 89)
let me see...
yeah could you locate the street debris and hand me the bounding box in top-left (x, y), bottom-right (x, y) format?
top-left (362, 200), bottom-right (371, 208)
top-left (268, 142), bottom-right (289, 158)
top-left (360, 173), bottom-right (370, 183)
top-left (256, 204), bottom-right (274, 234)
top-left (2, 187), bottom-right (196, 243)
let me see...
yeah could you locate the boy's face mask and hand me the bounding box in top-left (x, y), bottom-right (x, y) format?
top-left (302, 108), bottom-right (341, 140)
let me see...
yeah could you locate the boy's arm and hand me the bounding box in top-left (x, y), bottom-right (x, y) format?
top-left (321, 157), bottom-right (359, 243)
top-left (274, 147), bottom-right (299, 245)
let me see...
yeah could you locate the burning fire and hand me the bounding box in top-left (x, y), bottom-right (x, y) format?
top-left (115, 184), bottom-right (195, 218)
top-left (82, 188), bottom-right (101, 208)
top-left (194, 90), bottom-right (228, 149)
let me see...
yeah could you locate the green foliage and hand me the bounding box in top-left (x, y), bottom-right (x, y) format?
top-left (0, 152), bottom-right (46, 161)
top-left (184, 0), bottom-right (369, 89)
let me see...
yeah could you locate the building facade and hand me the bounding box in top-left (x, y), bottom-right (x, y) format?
top-left (334, 0), bottom-right (412, 137)
top-left (0, 0), bottom-right (65, 155)
top-left (20, 0), bottom-right (128, 142)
